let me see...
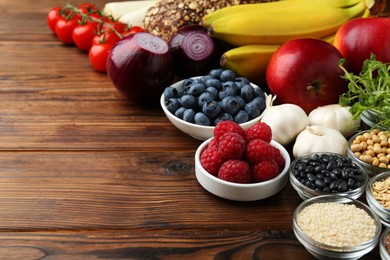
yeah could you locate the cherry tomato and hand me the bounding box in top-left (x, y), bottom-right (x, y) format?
top-left (47, 7), bottom-right (62, 32)
top-left (103, 21), bottom-right (128, 34)
top-left (121, 26), bottom-right (146, 38)
top-left (55, 17), bottom-right (78, 44)
top-left (128, 26), bottom-right (145, 34)
top-left (72, 22), bottom-right (98, 51)
top-left (89, 43), bottom-right (113, 72)
top-left (92, 31), bottom-right (121, 46)
top-left (78, 3), bottom-right (96, 13)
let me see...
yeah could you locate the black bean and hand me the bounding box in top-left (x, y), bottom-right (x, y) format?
top-left (307, 173), bottom-right (316, 182)
top-left (316, 173), bottom-right (325, 180)
top-left (337, 180), bottom-right (348, 192)
top-left (330, 180), bottom-right (340, 190)
top-left (315, 179), bottom-right (326, 188)
top-left (347, 179), bottom-right (356, 189)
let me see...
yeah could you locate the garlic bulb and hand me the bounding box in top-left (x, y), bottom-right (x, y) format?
top-left (308, 104), bottom-right (360, 137)
top-left (293, 125), bottom-right (348, 158)
top-left (260, 103), bottom-right (308, 145)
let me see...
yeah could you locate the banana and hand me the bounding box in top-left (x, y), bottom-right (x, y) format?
top-left (201, 0), bottom-right (364, 27)
top-left (207, 0), bottom-right (368, 46)
top-left (220, 44), bottom-right (278, 86)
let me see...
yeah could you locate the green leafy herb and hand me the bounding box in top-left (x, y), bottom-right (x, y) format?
top-left (339, 54), bottom-right (390, 129)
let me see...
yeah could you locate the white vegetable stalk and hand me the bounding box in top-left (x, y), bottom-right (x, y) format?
top-left (293, 125), bottom-right (348, 158)
top-left (102, 1), bottom-right (158, 21)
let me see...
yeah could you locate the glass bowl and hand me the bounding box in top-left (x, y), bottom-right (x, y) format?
top-left (366, 171), bottom-right (390, 228)
top-left (289, 152), bottom-right (368, 200)
top-left (293, 195), bottom-right (382, 260)
top-left (379, 228), bottom-right (390, 260)
top-left (347, 130), bottom-right (390, 177)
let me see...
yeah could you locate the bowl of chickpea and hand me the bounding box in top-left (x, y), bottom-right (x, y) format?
top-left (347, 129), bottom-right (390, 177)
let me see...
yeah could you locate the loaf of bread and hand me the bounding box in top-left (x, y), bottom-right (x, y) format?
top-left (143, 0), bottom-right (278, 42)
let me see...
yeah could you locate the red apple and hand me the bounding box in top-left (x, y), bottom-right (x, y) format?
top-left (266, 38), bottom-right (347, 114)
top-left (333, 17), bottom-right (390, 74)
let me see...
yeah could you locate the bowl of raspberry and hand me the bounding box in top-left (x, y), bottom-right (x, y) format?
top-left (161, 68), bottom-right (273, 140)
top-left (289, 152), bottom-right (368, 201)
top-left (194, 121), bottom-right (291, 201)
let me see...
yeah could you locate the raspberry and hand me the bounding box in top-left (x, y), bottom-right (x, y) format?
top-left (200, 147), bottom-right (225, 176)
top-left (246, 139), bottom-right (275, 165)
top-left (218, 160), bottom-right (252, 184)
top-left (218, 132), bottom-right (246, 160)
top-left (252, 160), bottom-right (280, 182)
top-left (273, 147), bottom-right (286, 171)
top-left (245, 122), bottom-right (272, 143)
top-left (208, 138), bottom-right (218, 149)
top-left (214, 120), bottom-right (245, 142)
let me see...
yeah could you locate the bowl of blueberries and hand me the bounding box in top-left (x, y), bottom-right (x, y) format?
top-left (289, 152), bottom-right (368, 200)
top-left (160, 68), bottom-right (272, 140)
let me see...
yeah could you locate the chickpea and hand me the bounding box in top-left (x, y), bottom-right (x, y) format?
top-left (380, 156), bottom-right (389, 164)
top-left (360, 154), bottom-right (373, 164)
top-left (365, 148), bottom-right (375, 157)
top-left (372, 158), bottom-right (380, 167)
top-left (363, 133), bottom-right (372, 139)
top-left (373, 145), bottom-right (383, 154)
top-left (379, 163), bottom-right (388, 168)
top-left (367, 139), bottom-right (374, 146)
top-left (351, 143), bottom-right (362, 152)
top-left (372, 135), bottom-right (381, 143)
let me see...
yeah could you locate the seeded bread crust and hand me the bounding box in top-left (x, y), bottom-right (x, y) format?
top-left (143, 0), bottom-right (277, 42)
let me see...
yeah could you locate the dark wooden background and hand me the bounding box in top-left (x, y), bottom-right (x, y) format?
top-left (0, 0), bottom-right (386, 259)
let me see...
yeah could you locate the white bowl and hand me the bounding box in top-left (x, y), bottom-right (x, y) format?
top-left (194, 138), bottom-right (291, 201)
top-left (161, 77), bottom-right (272, 140)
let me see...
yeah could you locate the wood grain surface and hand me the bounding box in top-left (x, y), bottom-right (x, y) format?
top-left (0, 0), bottom-right (386, 259)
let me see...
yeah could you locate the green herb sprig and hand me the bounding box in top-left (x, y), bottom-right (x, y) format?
top-left (339, 54), bottom-right (390, 129)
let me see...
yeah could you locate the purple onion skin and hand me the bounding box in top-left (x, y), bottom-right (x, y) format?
top-left (107, 32), bottom-right (174, 106)
top-left (169, 24), bottom-right (224, 79)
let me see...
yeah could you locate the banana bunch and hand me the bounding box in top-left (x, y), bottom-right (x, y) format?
top-left (203, 0), bottom-right (371, 84)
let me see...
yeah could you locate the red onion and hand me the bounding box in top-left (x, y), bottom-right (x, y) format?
top-left (107, 32), bottom-right (174, 105)
top-left (169, 25), bottom-right (222, 78)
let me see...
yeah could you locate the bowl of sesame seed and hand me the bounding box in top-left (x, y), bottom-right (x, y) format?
top-left (293, 195), bottom-right (381, 259)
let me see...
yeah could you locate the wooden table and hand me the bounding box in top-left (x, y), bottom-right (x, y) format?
top-left (0, 0), bottom-right (384, 259)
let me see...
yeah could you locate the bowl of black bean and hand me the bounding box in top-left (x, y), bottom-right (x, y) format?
top-left (289, 152), bottom-right (368, 200)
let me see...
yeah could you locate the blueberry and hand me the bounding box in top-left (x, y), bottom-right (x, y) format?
top-left (253, 87), bottom-right (265, 99)
top-left (234, 95), bottom-right (246, 109)
top-left (240, 84), bottom-right (255, 102)
top-left (220, 69), bottom-right (236, 82)
top-left (202, 101), bottom-right (221, 119)
top-left (174, 107), bottom-right (186, 119)
top-left (194, 112), bottom-right (211, 126)
top-left (209, 68), bottom-right (223, 79)
top-left (205, 87), bottom-right (219, 99)
top-left (205, 78), bottom-right (222, 90)
top-left (201, 75), bottom-right (213, 82)
top-left (222, 81), bottom-right (238, 94)
top-left (214, 113), bottom-right (234, 125)
top-left (188, 81), bottom-right (206, 96)
top-left (235, 77), bottom-right (251, 88)
top-left (245, 97), bottom-right (266, 119)
top-left (219, 83), bottom-right (238, 99)
top-left (198, 92), bottom-right (215, 107)
top-left (164, 87), bottom-right (178, 100)
top-left (183, 109), bottom-right (195, 123)
top-left (181, 78), bottom-right (195, 92)
top-left (234, 110), bottom-right (249, 124)
top-left (165, 98), bottom-right (180, 114)
top-left (180, 94), bottom-right (197, 109)
top-left (221, 96), bottom-right (242, 115)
